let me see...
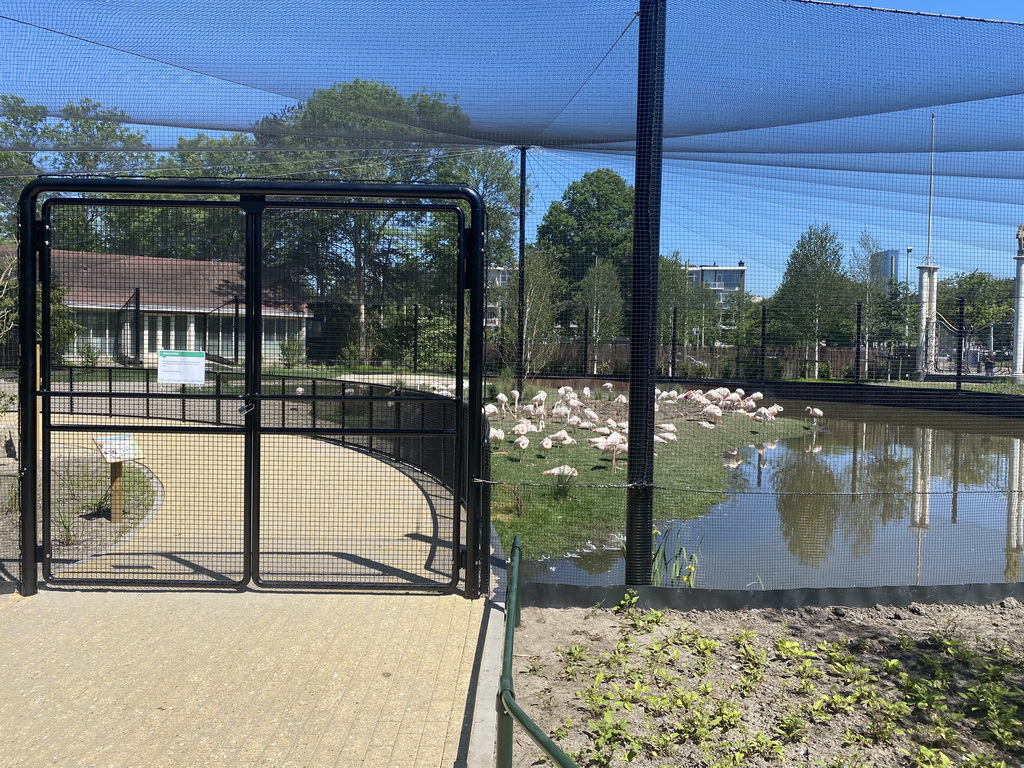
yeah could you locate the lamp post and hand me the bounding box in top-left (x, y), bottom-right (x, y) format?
top-left (905, 246), bottom-right (913, 341)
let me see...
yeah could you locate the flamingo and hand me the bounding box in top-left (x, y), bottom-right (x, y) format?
top-left (514, 435), bottom-right (529, 461)
top-left (540, 436), bottom-right (553, 454)
top-left (510, 389), bottom-right (520, 413)
top-left (700, 404), bottom-right (723, 423)
top-left (484, 403), bottom-right (499, 418)
top-left (496, 392), bottom-right (511, 417)
top-left (805, 406), bottom-right (824, 425)
top-left (543, 464), bottom-right (578, 477)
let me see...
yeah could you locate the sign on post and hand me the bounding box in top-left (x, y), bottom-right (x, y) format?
top-left (93, 434), bottom-right (143, 464)
top-left (93, 435), bottom-right (143, 524)
top-left (158, 350), bottom-right (207, 385)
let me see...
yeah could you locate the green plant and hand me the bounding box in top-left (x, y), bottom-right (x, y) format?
top-left (77, 341), bottom-right (100, 367)
top-left (279, 334), bottom-right (305, 369)
top-left (903, 744), bottom-right (954, 768)
top-left (54, 510), bottom-right (79, 545)
top-left (651, 530), bottom-right (700, 587)
top-left (775, 637), bottom-right (817, 661)
top-left (775, 712), bottom-right (808, 742)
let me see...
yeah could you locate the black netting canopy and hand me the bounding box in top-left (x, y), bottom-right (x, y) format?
top-left (3, 0), bottom-right (1024, 294)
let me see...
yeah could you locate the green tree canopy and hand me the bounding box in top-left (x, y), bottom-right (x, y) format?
top-left (936, 270), bottom-right (1013, 349)
top-left (536, 168), bottom-right (633, 290)
top-left (769, 224), bottom-right (855, 348)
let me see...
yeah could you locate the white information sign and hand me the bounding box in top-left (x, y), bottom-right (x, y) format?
top-left (94, 435), bottom-right (143, 463)
top-left (158, 350), bottom-right (206, 385)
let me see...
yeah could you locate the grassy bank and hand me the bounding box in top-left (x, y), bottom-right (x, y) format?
top-left (486, 389), bottom-right (809, 559)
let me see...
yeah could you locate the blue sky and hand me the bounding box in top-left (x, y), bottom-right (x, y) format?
top-left (514, 0), bottom-right (1024, 295)
top-left (4, 0), bottom-right (1024, 297)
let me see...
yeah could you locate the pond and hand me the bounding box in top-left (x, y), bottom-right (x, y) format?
top-left (523, 400), bottom-right (1024, 591)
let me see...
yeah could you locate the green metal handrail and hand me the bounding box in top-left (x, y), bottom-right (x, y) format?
top-left (497, 536), bottom-right (578, 768)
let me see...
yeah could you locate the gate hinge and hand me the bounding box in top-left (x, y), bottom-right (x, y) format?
top-left (35, 544), bottom-right (45, 561)
top-left (32, 220), bottom-right (49, 256)
top-left (458, 546), bottom-right (468, 570)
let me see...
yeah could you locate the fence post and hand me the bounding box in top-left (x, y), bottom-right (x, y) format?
top-left (855, 302), bottom-right (862, 384)
top-left (625, 0), bottom-right (665, 587)
top-left (413, 304), bottom-right (420, 375)
top-left (670, 306), bottom-right (678, 378)
top-left (581, 309), bottom-right (590, 376)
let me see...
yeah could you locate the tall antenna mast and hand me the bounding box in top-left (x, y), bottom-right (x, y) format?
top-left (926, 112), bottom-right (936, 266)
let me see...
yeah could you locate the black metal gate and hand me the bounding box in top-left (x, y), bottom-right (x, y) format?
top-left (18, 179), bottom-right (486, 596)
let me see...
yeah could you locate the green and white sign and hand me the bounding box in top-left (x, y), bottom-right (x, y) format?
top-left (157, 350), bottom-right (206, 385)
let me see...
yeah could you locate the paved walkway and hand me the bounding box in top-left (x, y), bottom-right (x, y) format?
top-left (0, 588), bottom-right (493, 767)
top-left (0, 413), bottom-right (501, 767)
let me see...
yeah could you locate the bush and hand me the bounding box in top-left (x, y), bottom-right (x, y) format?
top-left (279, 335), bottom-right (305, 369)
top-left (693, 363), bottom-right (710, 379)
top-left (818, 361), bottom-right (833, 380)
top-left (78, 342), bottom-right (99, 367)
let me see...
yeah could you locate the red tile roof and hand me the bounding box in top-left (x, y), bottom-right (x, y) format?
top-left (38, 250), bottom-right (308, 316)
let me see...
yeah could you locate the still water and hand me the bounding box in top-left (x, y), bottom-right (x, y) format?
top-left (524, 401), bottom-right (1024, 591)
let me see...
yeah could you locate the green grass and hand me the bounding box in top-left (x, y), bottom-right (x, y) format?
top-left (487, 390), bottom-right (809, 559)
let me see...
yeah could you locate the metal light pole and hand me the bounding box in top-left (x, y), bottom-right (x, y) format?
top-left (905, 246), bottom-right (913, 341)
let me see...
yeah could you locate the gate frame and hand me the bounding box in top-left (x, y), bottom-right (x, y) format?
top-left (18, 177), bottom-right (486, 597)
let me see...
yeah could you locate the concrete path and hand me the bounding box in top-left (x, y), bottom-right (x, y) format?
top-left (48, 415), bottom-right (453, 587)
top-left (0, 587), bottom-right (490, 767)
top-left (0, 413), bottom-right (500, 767)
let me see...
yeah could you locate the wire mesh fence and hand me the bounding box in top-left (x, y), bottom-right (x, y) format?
top-left (5, 1), bottom-right (1024, 596)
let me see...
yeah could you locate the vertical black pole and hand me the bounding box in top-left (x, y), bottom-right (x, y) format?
top-left (242, 195), bottom-right (264, 585)
top-left (956, 296), bottom-right (965, 391)
top-left (466, 195), bottom-right (486, 599)
top-left (132, 288), bottom-right (142, 364)
top-left (413, 303), bottom-right (420, 374)
top-left (760, 305), bottom-right (767, 383)
top-left (233, 295), bottom-right (241, 366)
top-left (516, 146), bottom-right (527, 394)
top-left (670, 306), bottom-right (678, 378)
top-left (854, 302), bottom-right (862, 384)
top-left (581, 309), bottom-right (590, 376)
top-left (18, 190), bottom-right (39, 596)
top-left (626, 0), bottom-right (665, 586)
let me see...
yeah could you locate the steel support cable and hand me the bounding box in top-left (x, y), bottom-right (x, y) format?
top-left (523, 11), bottom-right (640, 145)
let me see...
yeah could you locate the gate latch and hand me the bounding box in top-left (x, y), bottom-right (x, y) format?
top-left (237, 402), bottom-right (255, 415)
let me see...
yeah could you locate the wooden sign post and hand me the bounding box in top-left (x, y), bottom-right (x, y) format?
top-left (93, 435), bottom-right (143, 525)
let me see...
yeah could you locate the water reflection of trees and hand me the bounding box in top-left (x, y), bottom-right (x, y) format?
top-left (839, 422), bottom-right (912, 559)
top-left (774, 419), bottom-right (1014, 572)
top-left (773, 438), bottom-right (842, 566)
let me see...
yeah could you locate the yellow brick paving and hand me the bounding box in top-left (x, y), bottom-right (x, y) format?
top-left (0, 590), bottom-right (484, 767)
top-left (0, 414), bottom-right (489, 767)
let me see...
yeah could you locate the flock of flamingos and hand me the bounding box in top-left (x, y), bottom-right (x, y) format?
top-left (474, 382), bottom-right (826, 478)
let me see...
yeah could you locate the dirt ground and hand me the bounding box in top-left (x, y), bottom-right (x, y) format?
top-left (511, 597), bottom-right (1024, 768)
